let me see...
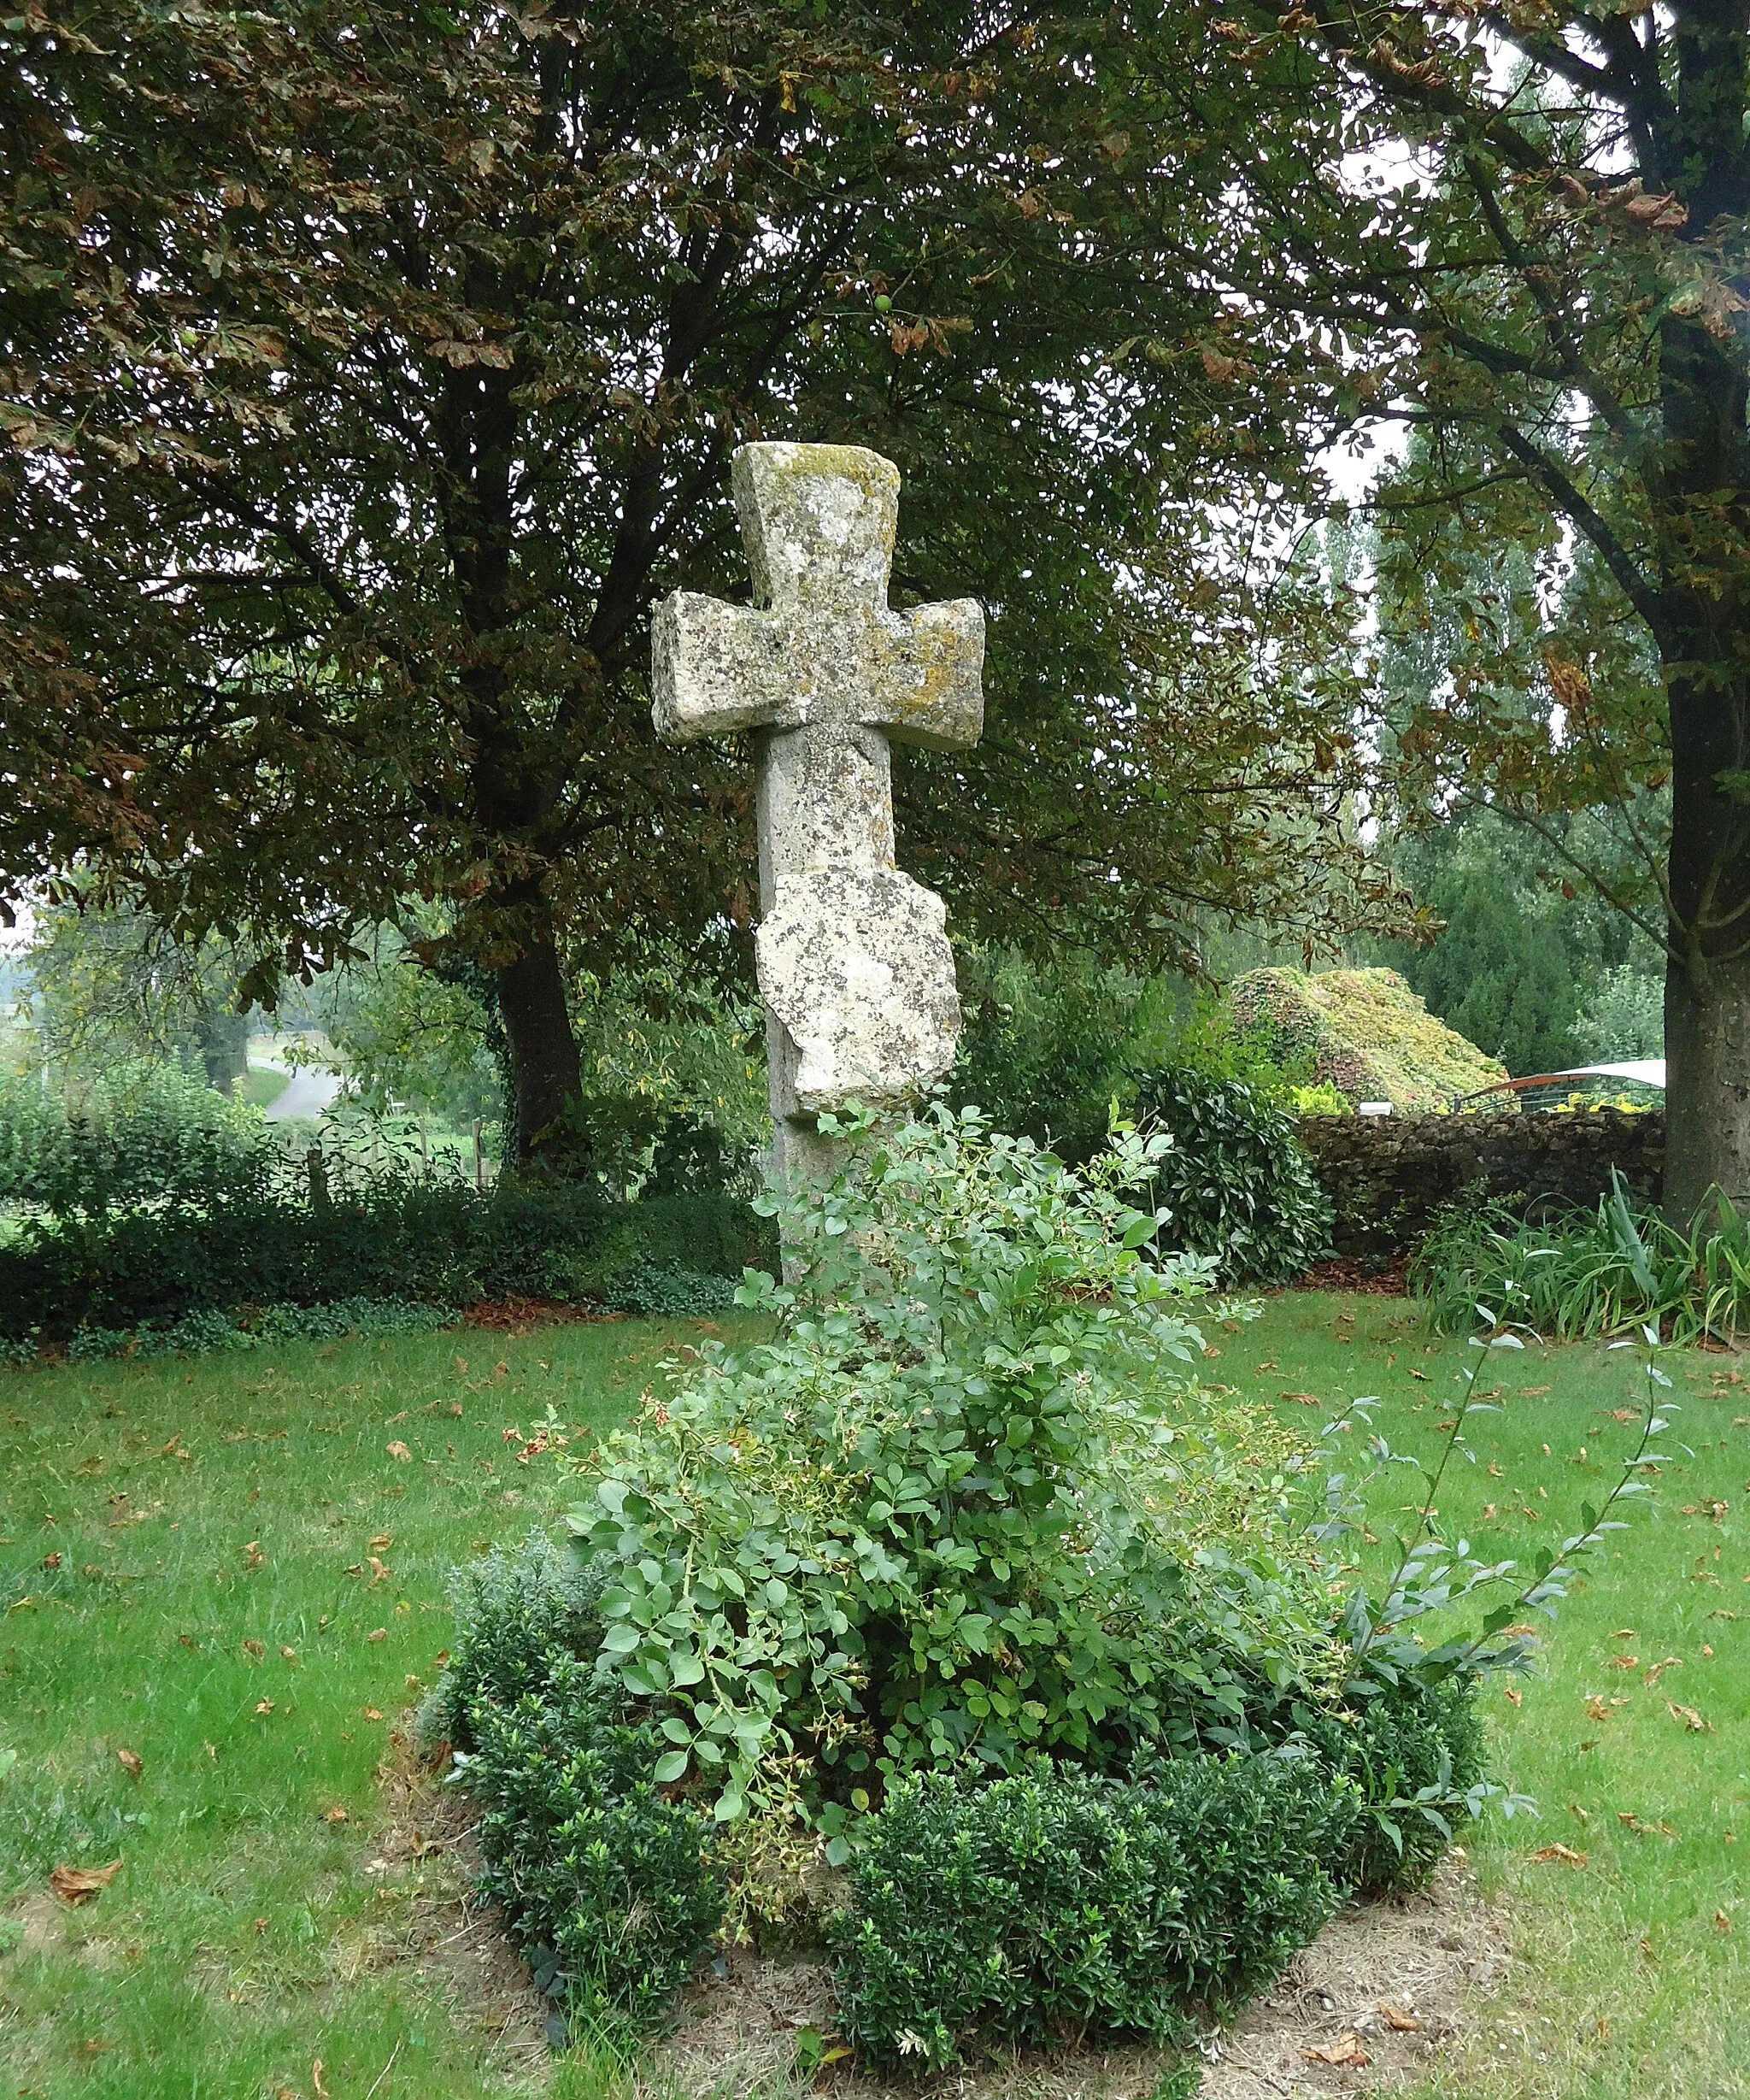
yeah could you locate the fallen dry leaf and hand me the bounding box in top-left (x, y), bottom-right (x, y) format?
top-left (314, 2058), bottom-right (331, 2099)
top-left (1301, 2033), bottom-right (1371, 2066)
top-left (367, 1626), bottom-right (387, 1643)
top-left (1529, 1843), bottom-right (1588, 1868)
top-left (1503, 1685), bottom-right (1522, 1707)
top-left (363, 1707), bottom-right (383, 1722)
top-left (242, 1638), bottom-right (264, 1659)
top-left (369, 1534), bottom-right (392, 1550)
top-left (367, 1556), bottom-right (391, 1585)
top-left (1377, 2003), bottom-right (1422, 2032)
top-left (385, 1441), bottom-right (412, 1463)
top-left (40, 1550), bottom-right (62, 1571)
top-left (1607, 1407), bottom-right (1639, 1421)
top-left (115, 1747), bottom-right (143, 1782)
top-left (241, 1540), bottom-right (265, 1570)
top-left (321, 1805), bottom-right (348, 1824)
top-left (1608, 1655), bottom-right (1640, 1670)
top-left (1279, 1390), bottom-right (1321, 1407)
top-left (50, 1861), bottom-right (122, 1904)
top-left (1669, 1702), bottom-right (1713, 1732)
top-left (1717, 1909), bottom-right (1733, 1933)
top-left (1644, 1656), bottom-right (1682, 1686)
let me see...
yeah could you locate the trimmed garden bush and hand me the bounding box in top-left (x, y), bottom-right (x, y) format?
top-left (831, 1758), bottom-right (1359, 2070)
top-left (1130, 1068), bottom-right (1333, 1283)
top-left (456, 1655), bottom-right (724, 2032)
top-left (1298, 1669), bottom-right (1487, 1894)
top-left (430, 1106), bottom-right (1507, 2057)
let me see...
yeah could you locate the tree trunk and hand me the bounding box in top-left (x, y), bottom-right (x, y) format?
top-left (1654, 296), bottom-right (1750, 1221)
top-left (1662, 660), bottom-right (1750, 1220)
top-left (492, 903), bottom-right (584, 1168)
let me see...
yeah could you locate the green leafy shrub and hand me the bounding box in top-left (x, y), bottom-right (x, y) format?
top-left (1299, 1670), bottom-right (1486, 1894)
top-left (948, 945), bottom-right (1143, 1162)
top-left (0, 1061), bottom-right (275, 1217)
top-left (831, 1757), bottom-right (1357, 2070)
top-left (455, 1656), bottom-right (724, 2032)
top-left (1412, 1172), bottom-right (1750, 1344)
top-left (567, 1105), bottom-right (1348, 1829)
top-left (43, 1297), bottom-right (455, 1366)
top-left (1129, 1069), bottom-right (1333, 1284)
top-left (420, 1533), bottom-right (608, 1750)
top-left (0, 1185), bottom-right (772, 1342)
top-left (595, 1262), bottom-right (740, 1317)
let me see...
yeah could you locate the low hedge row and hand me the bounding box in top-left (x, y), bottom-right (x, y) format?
top-left (0, 1185), bottom-right (774, 1342)
top-left (428, 1536), bottom-right (1487, 2065)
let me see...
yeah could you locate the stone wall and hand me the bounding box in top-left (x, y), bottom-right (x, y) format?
top-left (1295, 1109), bottom-right (1665, 1261)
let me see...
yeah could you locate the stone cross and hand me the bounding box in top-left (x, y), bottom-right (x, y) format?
top-left (652, 442), bottom-right (985, 1184)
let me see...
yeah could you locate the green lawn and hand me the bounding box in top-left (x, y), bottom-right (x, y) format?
top-left (1230, 1292), bottom-right (1750, 2100)
top-left (1, 1293), bottom-right (1746, 2099)
top-left (240, 1065), bottom-right (292, 1112)
top-left (0, 1313), bottom-right (758, 2100)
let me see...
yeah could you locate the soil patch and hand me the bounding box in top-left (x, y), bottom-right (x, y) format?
top-left (461, 1297), bottom-right (622, 1334)
top-left (379, 1746), bottom-right (1507, 2100)
top-left (1293, 1259), bottom-right (1409, 1298)
top-left (647, 1853), bottom-right (1506, 2100)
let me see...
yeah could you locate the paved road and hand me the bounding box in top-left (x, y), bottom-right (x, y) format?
top-left (256, 1059), bottom-right (345, 1122)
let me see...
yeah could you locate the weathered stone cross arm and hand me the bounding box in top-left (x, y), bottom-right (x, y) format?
top-left (651, 444), bottom-right (984, 766)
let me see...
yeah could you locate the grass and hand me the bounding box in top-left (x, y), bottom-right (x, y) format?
top-left (0, 1311), bottom-right (762, 2100)
top-left (241, 1066), bottom-right (292, 1112)
top-left (1231, 1291), bottom-right (1750, 2099)
top-left (2, 1291), bottom-right (1746, 2097)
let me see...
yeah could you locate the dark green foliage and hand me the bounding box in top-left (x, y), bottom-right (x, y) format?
top-left (831, 1759), bottom-right (1357, 2071)
top-left (594, 1262), bottom-right (741, 1318)
top-left (0, 1185), bottom-right (772, 1342)
top-left (420, 1533), bottom-right (608, 1752)
top-left (1301, 1672), bottom-right (1486, 1895)
top-left (431, 1543), bottom-right (723, 2028)
top-left (1130, 1069), bottom-right (1333, 1284)
top-left (0, 1062), bottom-right (274, 1218)
top-left (458, 1656), bottom-right (724, 2032)
top-left (948, 946), bottom-right (1142, 1162)
top-left (55, 1297), bottom-right (452, 1365)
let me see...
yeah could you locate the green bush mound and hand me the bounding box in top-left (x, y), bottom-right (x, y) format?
top-left (1129, 1068), bottom-right (1332, 1283)
top-left (1297, 1670), bottom-right (1487, 1895)
top-left (458, 1656), bottom-right (724, 2032)
top-left (432, 1534), bottom-right (1485, 2059)
top-left (1230, 967), bottom-right (1510, 1109)
top-left (430, 1112), bottom-right (1497, 2062)
top-left (831, 1759), bottom-right (1358, 2070)
top-left (0, 1184), bottom-right (768, 1344)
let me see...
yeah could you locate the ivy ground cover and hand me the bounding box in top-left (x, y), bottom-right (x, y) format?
top-left (0, 1297), bottom-right (1746, 2098)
